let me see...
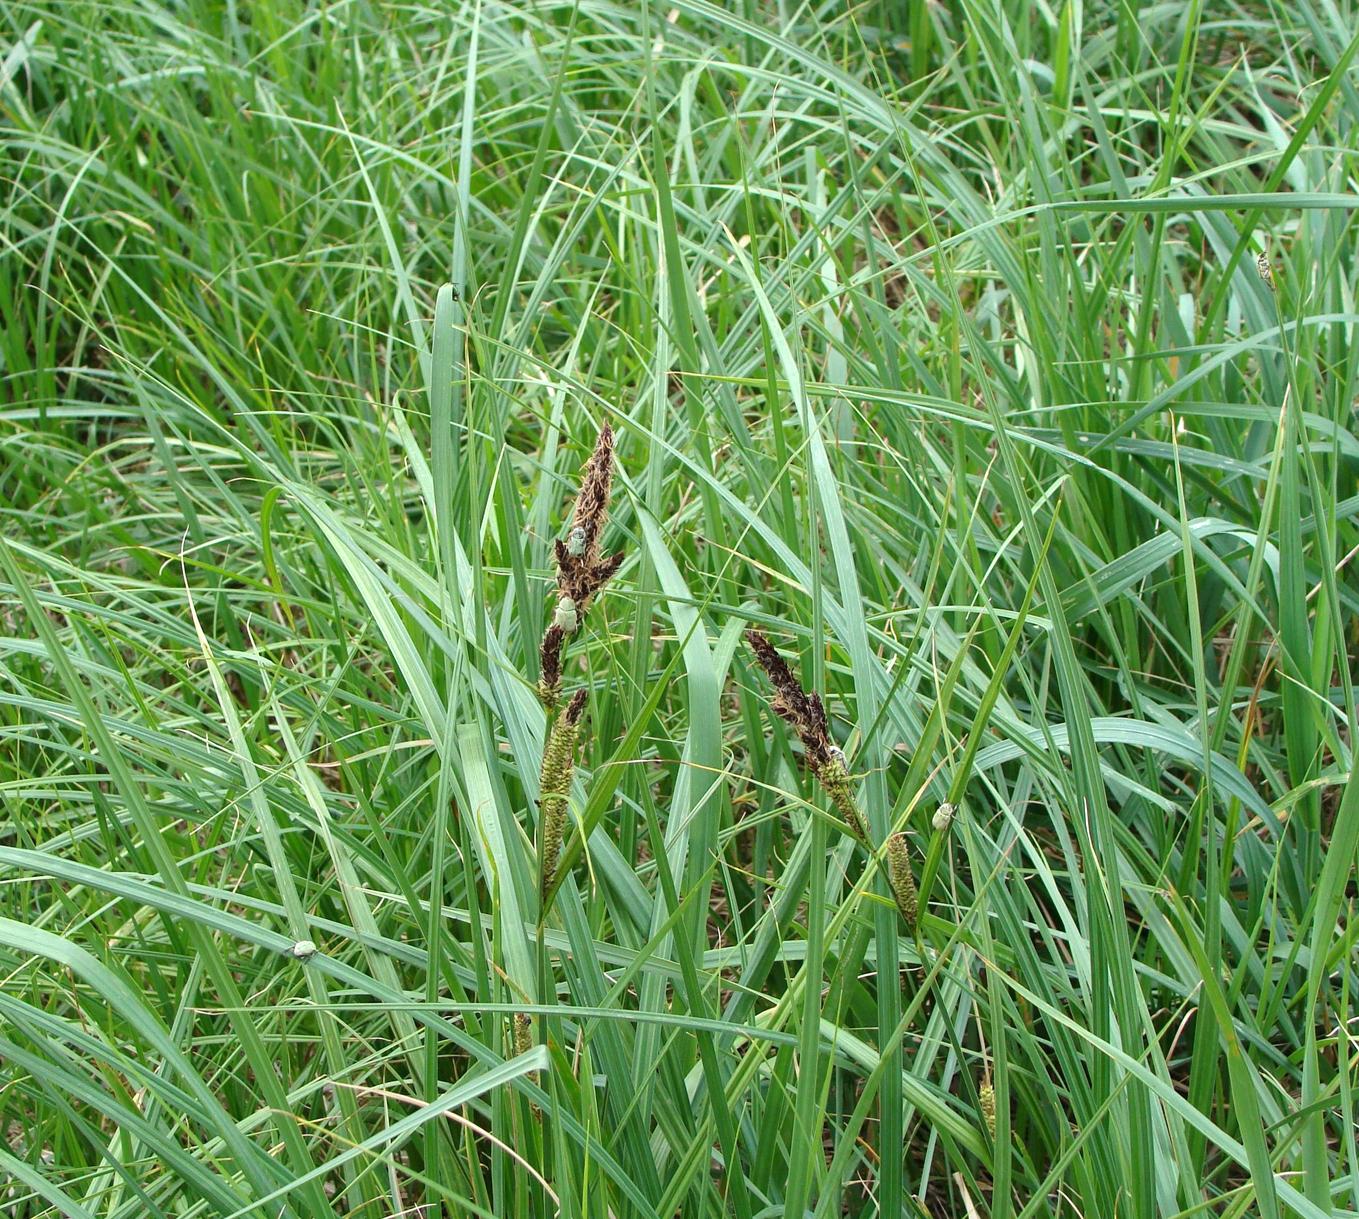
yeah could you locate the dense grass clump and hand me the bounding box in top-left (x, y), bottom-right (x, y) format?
top-left (2, 2), bottom-right (1358, 1216)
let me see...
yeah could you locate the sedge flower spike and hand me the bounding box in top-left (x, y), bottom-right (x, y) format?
top-left (512, 1013), bottom-right (541, 1117)
top-left (537, 422), bottom-right (624, 709)
top-left (885, 832), bottom-right (919, 929)
top-left (538, 689), bottom-right (587, 899)
top-left (554, 421), bottom-right (624, 614)
top-left (980, 1079), bottom-right (997, 1141)
top-left (746, 629), bottom-right (869, 841)
top-left (539, 623), bottom-right (566, 712)
top-left (513, 1012), bottom-right (534, 1057)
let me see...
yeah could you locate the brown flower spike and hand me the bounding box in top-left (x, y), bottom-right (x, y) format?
top-left (746, 630), bottom-right (870, 841)
top-left (537, 423), bottom-right (624, 710)
top-left (569, 421), bottom-right (614, 566)
top-left (539, 623), bottom-right (566, 712)
top-left (554, 421), bottom-right (624, 612)
top-left (512, 1013), bottom-right (540, 1117)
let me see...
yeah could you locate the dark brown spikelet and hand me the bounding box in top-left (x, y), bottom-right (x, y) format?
top-left (536, 423), bottom-right (624, 710)
top-left (553, 423), bottom-right (624, 614)
top-left (539, 623), bottom-right (565, 711)
top-left (553, 539), bottom-right (587, 607)
top-left (572, 420), bottom-right (614, 564)
top-left (747, 630), bottom-right (868, 839)
top-left (555, 542), bottom-right (624, 612)
top-left (746, 629), bottom-right (798, 700)
top-left (746, 630), bottom-right (833, 771)
top-left (593, 549), bottom-right (625, 587)
top-left (562, 686), bottom-right (588, 726)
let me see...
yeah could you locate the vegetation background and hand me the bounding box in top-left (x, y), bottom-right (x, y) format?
top-left (1, 1), bottom-right (1357, 1216)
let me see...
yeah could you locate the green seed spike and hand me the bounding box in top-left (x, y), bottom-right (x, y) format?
top-left (513, 1012), bottom-right (534, 1057)
top-left (820, 756), bottom-right (871, 842)
top-left (513, 1013), bottom-right (541, 1119)
top-left (885, 832), bottom-right (918, 929)
top-left (538, 689), bottom-right (587, 900)
top-left (980, 1080), bottom-right (997, 1141)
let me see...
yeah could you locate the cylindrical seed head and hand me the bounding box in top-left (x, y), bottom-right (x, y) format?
top-left (820, 756), bottom-right (870, 841)
top-left (513, 1012), bottom-right (534, 1057)
top-left (886, 831), bottom-right (918, 929)
top-left (538, 689), bottom-right (587, 899)
top-left (980, 1080), bottom-right (997, 1140)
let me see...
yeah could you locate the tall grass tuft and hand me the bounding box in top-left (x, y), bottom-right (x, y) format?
top-left (1, 1), bottom-right (1356, 1216)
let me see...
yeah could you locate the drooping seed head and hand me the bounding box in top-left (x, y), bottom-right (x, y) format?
top-left (885, 832), bottom-right (918, 929)
top-left (748, 629), bottom-right (868, 839)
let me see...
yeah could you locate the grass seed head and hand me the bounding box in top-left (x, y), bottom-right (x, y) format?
top-left (747, 630), bottom-right (868, 838)
top-left (539, 623), bottom-right (565, 711)
top-left (554, 423), bottom-right (624, 614)
top-left (572, 421), bottom-right (614, 564)
top-left (886, 832), bottom-right (918, 928)
top-left (513, 1013), bottom-right (541, 1118)
top-left (980, 1080), bottom-right (997, 1140)
top-left (745, 629), bottom-right (833, 770)
top-left (513, 1012), bottom-right (534, 1057)
top-left (821, 755), bottom-right (871, 841)
top-left (538, 689), bottom-right (587, 899)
